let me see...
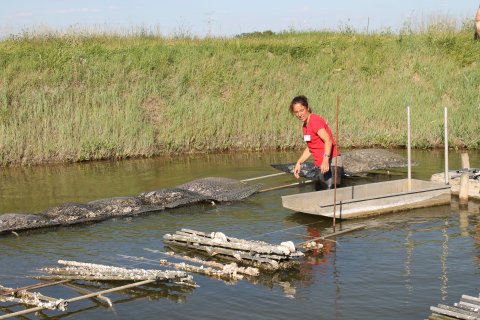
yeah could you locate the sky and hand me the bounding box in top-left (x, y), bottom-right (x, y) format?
top-left (0, 1), bottom-right (478, 38)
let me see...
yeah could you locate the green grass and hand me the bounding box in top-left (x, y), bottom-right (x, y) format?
top-left (0, 24), bottom-right (479, 165)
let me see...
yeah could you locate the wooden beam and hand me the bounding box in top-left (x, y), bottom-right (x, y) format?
top-left (143, 248), bottom-right (260, 276)
top-left (431, 304), bottom-right (479, 320)
top-left (0, 280), bottom-right (70, 297)
top-left (119, 254), bottom-right (243, 281)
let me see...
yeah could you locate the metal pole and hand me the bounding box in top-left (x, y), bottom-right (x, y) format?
top-left (258, 180), bottom-right (312, 192)
top-left (444, 107), bottom-right (449, 185)
top-left (407, 106), bottom-right (412, 191)
top-left (333, 96), bottom-right (340, 232)
top-left (241, 172), bottom-right (286, 182)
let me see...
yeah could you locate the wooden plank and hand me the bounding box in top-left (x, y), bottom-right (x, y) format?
top-left (40, 260), bottom-right (190, 282)
top-left (34, 274), bottom-right (181, 282)
top-left (119, 254), bottom-right (243, 281)
top-left (163, 239), bottom-right (280, 268)
top-left (461, 295), bottom-right (480, 305)
top-left (429, 314), bottom-right (459, 320)
top-left (430, 305), bottom-right (480, 320)
top-left (180, 229), bottom-right (286, 248)
top-left (167, 231), bottom-right (293, 256)
top-left (455, 301), bottom-right (480, 313)
top-left (164, 238), bottom-right (292, 260)
top-left (181, 228), bottom-right (293, 248)
top-left (143, 248), bottom-right (260, 276)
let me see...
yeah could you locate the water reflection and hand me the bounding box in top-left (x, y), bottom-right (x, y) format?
top-left (468, 208), bottom-right (480, 268)
top-left (451, 198), bottom-right (480, 267)
top-left (440, 219), bottom-right (449, 301)
top-left (287, 201), bottom-right (480, 309)
top-left (77, 281), bottom-right (193, 317)
top-left (248, 268), bottom-right (308, 299)
top-left (404, 230), bottom-right (414, 294)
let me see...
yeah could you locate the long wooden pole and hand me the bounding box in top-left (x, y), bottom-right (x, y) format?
top-left (333, 96), bottom-right (340, 232)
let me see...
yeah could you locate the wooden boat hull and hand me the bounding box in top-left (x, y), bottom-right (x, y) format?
top-left (281, 179), bottom-right (451, 219)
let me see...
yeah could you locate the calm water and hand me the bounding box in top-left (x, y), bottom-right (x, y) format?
top-left (0, 149), bottom-right (479, 319)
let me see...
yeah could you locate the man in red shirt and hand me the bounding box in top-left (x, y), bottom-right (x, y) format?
top-left (289, 95), bottom-right (343, 190)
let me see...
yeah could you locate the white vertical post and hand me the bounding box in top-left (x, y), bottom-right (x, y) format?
top-left (444, 107), bottom-right (449, 185)
top-left (459, 173), bottom-right (469, 204)
top-left (460, 153), bottom-right (470, 170)
top-left (407, 106), bottom-right (412, 191)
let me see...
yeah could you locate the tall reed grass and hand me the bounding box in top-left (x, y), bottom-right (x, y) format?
top-left (0, 23), bottom-right (479, 166)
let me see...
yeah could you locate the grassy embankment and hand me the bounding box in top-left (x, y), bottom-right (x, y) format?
top-left (0, 25), bottom-right (479, 166)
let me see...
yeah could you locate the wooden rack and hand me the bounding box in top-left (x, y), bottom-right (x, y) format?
top-left (163, 228), bottom-right (304, 270)
top-left (0, 260), bottom-right (195, 319)
top-left (429, 293), bottom-right (480, 319)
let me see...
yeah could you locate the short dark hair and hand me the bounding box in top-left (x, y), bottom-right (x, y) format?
top-left (289, 95), bottom-right (310, 113)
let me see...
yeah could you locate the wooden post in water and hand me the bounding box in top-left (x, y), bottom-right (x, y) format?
top-left (407, 106), bottom-right (412, 191)
top-left (333, 96), bottom-right (340, 232)
top-left (444, 107), bottom-right (449, 185)
top-left (461, 152), bottom-right (470, 169)
top-left (459, 152), bottom-right (470, 204)
top-left (459, 173), bottom-right (469, 205)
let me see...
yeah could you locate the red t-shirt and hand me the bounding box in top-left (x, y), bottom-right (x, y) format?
top-left (302, 114), bottom-right (340, 167)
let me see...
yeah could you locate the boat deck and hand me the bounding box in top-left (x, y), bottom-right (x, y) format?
top-left (282, 179), bottom-right (451, 219)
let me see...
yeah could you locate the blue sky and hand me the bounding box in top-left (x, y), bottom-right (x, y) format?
top-left (0, 1), bottom-right (478, 38)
